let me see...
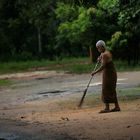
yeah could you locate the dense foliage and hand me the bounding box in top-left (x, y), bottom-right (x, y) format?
top-left (0, 0), bottom-right (139, 64)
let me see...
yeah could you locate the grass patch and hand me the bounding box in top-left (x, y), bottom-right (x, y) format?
top-left (117, 87), bottom-right (140, 101)
top-left (115, 60), bottom-right (140, 71)
top-left (0, 57), bottom-right (94, 74)
top-left (0, 60), bottom-right (55, 74)
top-left (0, 57), bottom-right (140, 74)
top-left (0, 79), bottom-right (12, 87)
top-left (56, 87), bottom-right (140, 109)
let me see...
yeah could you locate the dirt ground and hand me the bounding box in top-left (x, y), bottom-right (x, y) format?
top-left (0, 71), bottom-right (140, 140)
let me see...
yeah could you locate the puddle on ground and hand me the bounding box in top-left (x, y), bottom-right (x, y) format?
top-left (25, 90), bottom-right (69, 102)
top-left (0, 133), bottom-right (19, 140)
top-left (37, 90), bottom-right (66, 95)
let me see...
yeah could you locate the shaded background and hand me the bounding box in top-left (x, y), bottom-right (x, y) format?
top-left (0, 0), bottom-right (139, 65)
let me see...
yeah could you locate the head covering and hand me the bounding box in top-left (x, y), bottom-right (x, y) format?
top-left (96, 40), bottom-right (106, 48)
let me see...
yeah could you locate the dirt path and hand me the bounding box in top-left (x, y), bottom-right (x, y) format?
top-left (0, 71), bottom-right (140, 140)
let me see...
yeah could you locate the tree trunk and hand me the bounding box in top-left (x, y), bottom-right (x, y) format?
top-left (37, 26), bottom-right (42, 58)
top-left (89, 46), bottom-right (93, 64)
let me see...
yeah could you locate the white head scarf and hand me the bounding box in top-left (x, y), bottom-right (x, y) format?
top-left (96, 40), bottom-right (106, 48)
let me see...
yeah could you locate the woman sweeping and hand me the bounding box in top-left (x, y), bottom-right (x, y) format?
top-left (92, 40), bottom-right (121, 113)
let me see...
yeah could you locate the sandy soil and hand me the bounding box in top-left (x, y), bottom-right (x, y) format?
top-left (0, 71), bottom-right (140, 140)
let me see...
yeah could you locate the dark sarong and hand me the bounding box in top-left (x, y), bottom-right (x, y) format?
top-left (102, 61), bottom-right (117, 103)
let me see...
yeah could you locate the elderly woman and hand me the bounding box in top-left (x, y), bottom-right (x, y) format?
top-left (92, 40), bottom-right (120, 113)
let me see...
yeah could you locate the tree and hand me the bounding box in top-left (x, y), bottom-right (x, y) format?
top-left (0, 0), bottom-right (26, 60)
top-left (55, 3), bottom-right (95, 62)
top-left (55, 2), bottom-right (108, 63)
top-left (0, 0), bottom-right (139, 62)
top-left (18, 0), bottom-right (52, 58)
top-left (118, 0), bottom-right (140, 64)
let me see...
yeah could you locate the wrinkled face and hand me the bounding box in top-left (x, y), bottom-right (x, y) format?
top-left (96, 45), bottom-right (105, 53)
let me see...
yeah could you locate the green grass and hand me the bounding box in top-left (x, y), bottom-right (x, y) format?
top-left (55, 87), bottom-right (140, 109)
top-left (0, 79), bottom-right (12, 87)
top-left (87, 87), bottom-right (140, 104)
top-left (0, 57), bottom-right (93, 74)
top-left (0, 60), bottom-right (55, 74)
top-left (117, 87), bottom-right (140, 101)
top-left (0, 57), bottom-right (140, 74)
top-left (115, 60), bottom-right (140, 71)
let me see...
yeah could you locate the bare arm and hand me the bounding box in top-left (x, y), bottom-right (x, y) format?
top-left (92, 53), bottom-right (108, 76)
top-left (91, 64), bottom-right (104, 76)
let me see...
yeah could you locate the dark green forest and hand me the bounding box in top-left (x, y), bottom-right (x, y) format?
top-left (0, 0), bottom-right (140, 65)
